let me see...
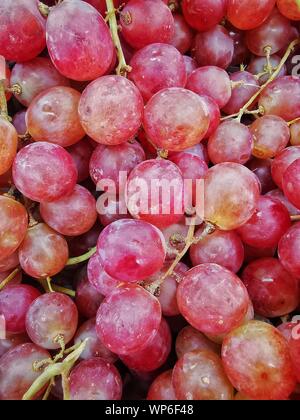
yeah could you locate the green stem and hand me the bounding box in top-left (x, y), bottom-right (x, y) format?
top-left (0, 268), bottom-right (20, 291)
top-left (66, 246), bottom-right (97, 266)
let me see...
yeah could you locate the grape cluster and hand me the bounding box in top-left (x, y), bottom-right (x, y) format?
top-left (0, 0), bottom-right (300, 401)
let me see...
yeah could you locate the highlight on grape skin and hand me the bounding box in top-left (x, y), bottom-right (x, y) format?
top-left (0, 0), bottom-right (300, 402)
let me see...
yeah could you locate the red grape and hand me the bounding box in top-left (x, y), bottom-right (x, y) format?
top-left (143, 88), bottom-right (210, 151)
top-left (200, 96), bottom-right (221, 139)
top-left (13, 142), bottom-right (78, 203)
top-left (177, 263), bottom-right (250, 336)
top-left (120, 318), bottom-right (171, 372)
top-left (129, 43), bottom-right (187, 102)
top-left (10, 57), bottom-right (70, 108)
top-left (194, 25), bottom-right (234, 69)
top-left (46, 0), bottom-right (114, 81)
top-left (26, 86), bottom-right (85, 147)
top-left (0, 0), bottom-right (46, 62)
top-left (204, 163), bottom-right (261, 230)
top-left (0, 196), bottom-right (28, 262)
top-left (0, 343), bottom-right (50, 400)
top-left (222, 321), bottom-right (296, 400)
top-left (79, 75), bottom-right (143, 145)
top-left (172, 350), bottom-right (234, 400)
top-left (96, 283), bottom-right (162, 355)
top-left (278, 222), bottom-right (300, 278)
top-left (0, 333), bottom-right (28, 359)
top-left (67, 138), bottom-right (94, 183)
top-left (70, 358), bottom-right (122, 400)
top-left (0, 119), bottom-right (18, 176)
top-left (19, 223), bottom-right (69, 279)
top-left (12, 111), bottom-right (27, 137)
top-left (277, 0), bottom-right (300, 20)
top-left (89, 140), bottom-right (145, 191)
top-left (236, 196), bottom-right (291, 248)
top-left (186, 66), bottom-right (231, 108)
top-left (247, 158), bottom-right (276, 194)
top-left (182, 0), bottom-right (227, 32)
top-left (190, 226), bottom-right (244, 273)
top-left (244, 243), bottom-right (276, 263)
top-left (227, 0), bottom-right (276, 30)
top-left (160, 223), bottom-right (189, 261)
top-left (0, 285), bottom-right (41, 334)
top-left (75, 267), bottom-right (104, 319)
top-left (87, 252), bottom-right (121, 297)
top-left (278, 322), bottom-right (300, 383)
top-left (97, 195), bottom-right (131, 227)
top-left (267, 188), bottom-right (300, 215)
top-left (147, 370), bottom-right (176, 400)
top-left (183, 55), bottom-right (198, 77)
top-left (26, 292), bottom-right (78, 350)
top-left (126, 158), bottom-right (185, 228)
top-left (208, 120), bottom-right (253, 165)
top-left (119, 0), bottom-right (174, 49)
top-left (170, 14), bottom-right (194, 54)
top-left (97, 219), bottom-right (166, 282)
top-left (282, 159), bottom-right (300, 209)
top-left (290, 120), bottom-right (300, 146)
top-left (176, 326), bottom-right (220, 359)
top-left (74, 318), bottom-right (117, 363)
top-left (271, 146), bottom-right (300, 189)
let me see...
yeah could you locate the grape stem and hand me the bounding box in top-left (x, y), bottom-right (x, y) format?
top-left (144, 220), bottom-right (216, 296)
top-left (0, 79), bottom-right (9, 121)
top-left (105, 0), bottom-right (132, 76)
top-left (65, 246), bottom-right (97, 266)
top-left (22, 339), bottom-right (88, 401)
top-left (38, 278), bottom-right (76, 297)
top-left (236, 38), bottom-right (300, 123)
top-left (7, 83), bottom-right (22, 95)
top-left (288, 117), bottom-right (300, 126)
top-left (0, 268), bottom-right (20, 291)
top-left (38, 1), bottom-right (51, 17)
top-left (291, 215), bottom-right (300, 222)
top-left (221, 106), bottom-right (264, 121)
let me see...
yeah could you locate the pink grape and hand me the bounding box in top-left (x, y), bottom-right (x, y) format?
top-left (26, 86), bottom-right (85, 147)
top-left (79, 75), bottom-right (143, 145)
top-left (222, 71), bottom-right (260, 115)
top-left (247, 54), bottom-right (287, 85)
top-left (97, 195), bottom-right (131, 227)
top-left (176, 326), bottom-right (220, 359)
top-left (129, 43), bottom-right (187, 102)
top-left (228, 27), bottom-right (250, 66)
top-left (271, 146), bottom-right (300, 189)
top-left (282, 159), bottom-right (300, 209)
top-left (182, 0), bottom-right (227, 32)
top-left (12, 111), bottom-right (27, 137)
top-left (67, 138), bottom-right (94, 183)
top-left (204, 163), bottom-right (260, 230)
top-left (147, 370), bottom-right (176, 400)
top-left (26, 292), bottom-right (78, 350)
top-left (0, 196), bottom-right (28, 262)
top-left (208, 120), bottom-right (253, 165)
top-left (177, 263), bottom-right (250, 336)
top-left (10, 57), bottom-right (70, 108)
top-left (267, 188), bottom-right (300, 215)
top-left (75, 267), bottom-right (104, 319)
top-left (278, 222), bottom-right (300, 278)
top-left (200, 96), bottom-right (221, 139)
top-left (97, 219), bottom-right (166, 282)
top-left (0, 285), bottom-right (41, 334)
top-left (40, 185), bottom-right (97, 237)
top-left (186, 66), bottom-right (231, 108)
top-left (277, 0), bottom-right (300, 20)
top-left (18, 223), bottom-right (69, 279)
top-left (87, 252), bottom-right (121, 296)
top-left (143, 88), bottom-right (210, 151)
top-left (236, 196), bottom-right (291, 248)
top-left (74, 318), bottom-right (117, 363)
top-left (172, 350), bottom-right (234, 400)
top-left (0, 0), bottom-right (46, 62)
top-left (46, 0), bottom-right (114, 81)
top-left (13, 142), bottom-right (77, 203)
top-left (247, 158), bottom-right (276, 194)
top-left (96, 283), bottom-right (162, 355)
top-left (126, 159), bottom-right (184, 228)
top-left (160, 223), bottom-right (189, 261)
top-left (119, 0), bottom-right (174, 49)
top-left (241, 258), bottom-right (299, 318)
top-left (170, 14), bottom-right (194, 54)
top-left (0, 333), bottom-right (28, 359)
top-left (278, 322), bottom-right (300, 383)
top-left (0, 343), bottom-right (50, 400)
top-left (259, 77), bottom-right (300, 121)
top-left (194, 25), bottom-right (234, 69)
top-left (227, 0), bottom-right (276, 30)
top-left (190, 226), bottom-right (244, 273)
top-left (222, 321), bottom-right (296, 400)
top-left (246, 9), bottom-right (292, 56)
top-left (183, 55), bottom-right (198, 77)
top-left (70, 358), bottom-right (122, 400)
top-left (89, 140), bottom-right (145, 191)
top-left (145, 262), bottom-right (189, 317)
top-left (0, 119), bottom-right (18, 176)
top-left (0, 253), bottom-right (20, 274)
top-left (120, 318), bottom-right (171, 372)
top-left (250, 115), bottom-right (290, 159)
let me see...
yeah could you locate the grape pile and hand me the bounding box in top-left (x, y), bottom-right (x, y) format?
top-left (1, 0), bottom-right (300, 401)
